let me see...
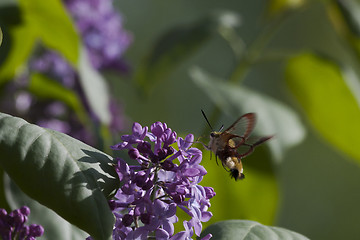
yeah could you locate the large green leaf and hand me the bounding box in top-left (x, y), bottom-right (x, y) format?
top-left (78, 48), bottom-right (111, 125)
top-left (190, 67), bottom-right (305, 161)
top-left (286, 52), bottom-right (360, 164)
top-left (0, 113), bottom-right (118, 240)
top-left (135, 11), bottom-right (240, 94)
top-left (200, 220), bottom-right (309, 240)
top-left (5, 176), bottom-right (88, 240)
top-left (19, 0), bottom-right (79, 66)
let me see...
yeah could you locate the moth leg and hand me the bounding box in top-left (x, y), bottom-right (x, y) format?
top-left (221, 160), bottom-right (229, 172)
top-left (197, 140), bottom-right (210, 150)
top-left (215, 154), bottom-right (219, 166)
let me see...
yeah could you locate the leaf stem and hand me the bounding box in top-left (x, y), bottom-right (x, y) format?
top-left (200, 11), bottom-right (290, 137)
top-left (229, 12), bottom-right (288, 84)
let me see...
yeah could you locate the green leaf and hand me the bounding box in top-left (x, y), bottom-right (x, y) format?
top-left (266, 0), bottom-right (305, 17)
top-left (28, 73), bottom-right (87, 123)
top-left (78, 47), bottom-right (111, 125)
top-left (135, 11), bottom-right (240, 94)
top-left (5, 176), bottom-right (88, 240)
top-left (0, 0), bottom-right (79, 83)
top-left (190, 67), bottom-right (305, 161)
top-left (333, 0), bottom-right (360, 37)
top-left (286, 52), bottom-right (360, 164)
top-left (0, 23), bottom-right (36, 83)
top-left (19, 0), bottom-right (79, 66)
top-left (0, 113), bottom-right (118, 240)
top-left (200, 220), bottom-right (309, 240)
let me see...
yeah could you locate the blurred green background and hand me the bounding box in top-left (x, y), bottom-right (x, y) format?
top-left (117, 1), bottom-right (360, 239)
top-left (114, 1), bottom-right (360, 238)
top-left (2, 0), bottom-right (360, 239)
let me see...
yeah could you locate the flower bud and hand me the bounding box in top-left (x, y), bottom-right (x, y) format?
top-left (122, 214), bottom-right (133, 227)
top-left (128, 148), bottom-right (140, 160)
top-left (140, 213), bottom-right (151, 225)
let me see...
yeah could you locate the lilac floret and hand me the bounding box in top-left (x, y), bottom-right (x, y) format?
top-left (106, 121), bottom-right (215, 240)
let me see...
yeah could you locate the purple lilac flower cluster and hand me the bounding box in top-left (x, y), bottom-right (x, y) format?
top-left (0, 206), bottom-right (44, 240)
top-left (109, 122), bottom-right (215, 240)
top-left (65, 0), bottom-right (132, 71)
top-left (0, 0), bottom-right (131, 145)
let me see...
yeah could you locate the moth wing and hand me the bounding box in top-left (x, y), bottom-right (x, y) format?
top-left (223, 113), bottom-right (256, 139)
top-left (250, 136), bottom-right (273, 147)
top-left (234, 135), bottom-right (273, 158)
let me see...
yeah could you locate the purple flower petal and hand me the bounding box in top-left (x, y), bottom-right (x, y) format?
top-left (201, 233), bottom-right (213, 240)
top-left (162, 220), bottom-right (174, 236)
top-left (201, 211), bottom-right (213, 222)
top-left (155, 228), bottom-right (169, 239)
top-left (187, 148), bottom-right (202, 156)
top-left (183, 168), bottom-right (200, 177)
top-left (151, 121), bottom-right (165, 138)
top-left (191, 218), bottom-right (203, 237)
top-left (169, 231), bottom-right (187, 240)
top-left (111, 141), bottom-right (130, 150)
top-left (132, 122), bottom-right (147, 138)
top-left (195, 165), bottom-right (208, 176)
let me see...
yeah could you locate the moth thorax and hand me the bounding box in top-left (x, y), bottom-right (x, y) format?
top-left (209, 131), bottom-right (221, 152)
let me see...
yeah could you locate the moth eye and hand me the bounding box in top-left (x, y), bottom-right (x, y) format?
top-left (210, 132), bottom-right (216, 137)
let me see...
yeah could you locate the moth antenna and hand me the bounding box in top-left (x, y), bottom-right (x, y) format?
top-left (201, 110), bottom-right (214, 131)
top-left (218, 124), bottom-right (224, 132)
